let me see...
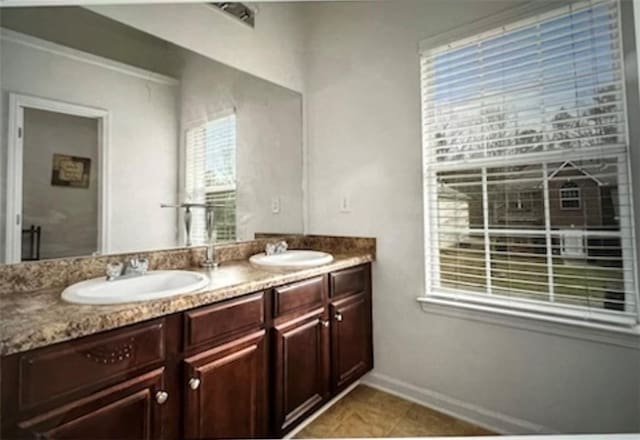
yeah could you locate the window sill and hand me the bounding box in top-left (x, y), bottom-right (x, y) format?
top-left (417, 295), bottom-right (640, 349)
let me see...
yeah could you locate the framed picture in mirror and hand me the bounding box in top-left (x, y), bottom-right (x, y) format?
top-left (51, 154), bottom-right (91, 188)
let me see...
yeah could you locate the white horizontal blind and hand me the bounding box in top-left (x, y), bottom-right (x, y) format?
top-left (185, 113), bottom-right (237, 243)
top-left (421, 0), bottom-right (639, 323)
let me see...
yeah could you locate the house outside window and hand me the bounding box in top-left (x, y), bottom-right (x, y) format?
top-left (184, 112), bottom-right (237, 244)
top-left (560, 182), bottom-right (581, 209)
top-left (420, 0), bottom-right (638, 325)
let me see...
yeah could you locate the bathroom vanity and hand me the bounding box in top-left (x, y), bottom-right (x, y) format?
top-left (0, 7), bottom-right (374, 439)
top-left (0, 246), bottom-right (373, 439)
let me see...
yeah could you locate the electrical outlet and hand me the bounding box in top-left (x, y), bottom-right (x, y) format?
top-left (340, 195), bottom-right (351, 213)
top-left (271, 196), bottom-right (280, 214)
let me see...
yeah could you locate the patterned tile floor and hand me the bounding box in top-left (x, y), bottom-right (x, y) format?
top-left (295, 385), bottom-right (496, 438)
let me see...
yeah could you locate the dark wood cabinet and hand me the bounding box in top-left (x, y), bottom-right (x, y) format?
top-left (330, 293), bottom-right (372, 392)
top-left (183, 330), bottom-right (267, 439)
top-left (1, 263), bottom-right (372, 440)
top-left (273, 310), bottom-right (330, 435)
top-left (17, 368), bottom-right (166, 440)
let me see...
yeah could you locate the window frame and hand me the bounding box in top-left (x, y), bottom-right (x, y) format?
top-left (418, 0), bottom-right (640, 328)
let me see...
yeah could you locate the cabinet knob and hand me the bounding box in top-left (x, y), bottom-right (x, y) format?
top-left (321, 320), bottom-right (330, 328)
top-left (155, 390), bottom-right (169, 405)
top-left (188, 377), bottom-right (201, 390)
top-left (334, 312), bottom-right (344, 322)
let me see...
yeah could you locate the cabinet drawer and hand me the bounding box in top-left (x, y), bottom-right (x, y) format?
top-left (184, 292), bottom-right (264, 350)
top-left (18, 320), bottom-right (165, 411)
top-left (330, 265), bottom-right (366, 298)
top-left (273, 277), bottom-right (325, 318)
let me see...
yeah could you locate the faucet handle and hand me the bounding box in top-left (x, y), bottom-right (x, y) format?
top-left (265, 243), bottom-right (276, 255)
top-left (133, 257), bottom-right (149, 273)
top-left (275, 241), bottom-right (288, 253)
top-left (106, 262), bottom-right (123, 280)
top-left (139, 258), bottom-right (149, 272)
top-left (266, 241), bottom-right (288, 255)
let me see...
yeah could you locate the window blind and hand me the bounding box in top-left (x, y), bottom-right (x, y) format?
top-left (184, 113), bottom-right (237, 243)
top-left (421, 0), bottom-right (639, 324)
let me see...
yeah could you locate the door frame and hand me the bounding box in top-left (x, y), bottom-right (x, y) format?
top-left (4, 93), bottom-right (111, 263)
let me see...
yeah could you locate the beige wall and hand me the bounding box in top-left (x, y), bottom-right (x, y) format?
top-left (22, 108), bottom-right (98, 259)
top-left (302, 0), bottom-right (640, 434)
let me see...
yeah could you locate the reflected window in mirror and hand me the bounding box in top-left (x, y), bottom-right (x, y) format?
top-left (185, 112), bottom-right (237, 243)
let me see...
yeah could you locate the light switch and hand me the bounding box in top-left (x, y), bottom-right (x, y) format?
top-left (271, 196), bottom-right (280, 214)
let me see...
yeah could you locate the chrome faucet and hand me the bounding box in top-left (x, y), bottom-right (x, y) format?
top-left (106, 257), bottom-right (149, 281)
top-left (266, 241), bottom-right (288, 255)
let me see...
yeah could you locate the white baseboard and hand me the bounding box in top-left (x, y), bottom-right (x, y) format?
top-left (361, 372), bottom-right (555, 436)
top-left (283, 381), bottom-right (361, 439)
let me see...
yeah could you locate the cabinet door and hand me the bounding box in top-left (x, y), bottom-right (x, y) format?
top-left (330, 293), bottom-right (372, 392)
top-left (183, 330), bottom-right (267, 439)
top-left (273, 311), bottom-right (330, 435)
top-left (18, 368), bottom-right (166, 440)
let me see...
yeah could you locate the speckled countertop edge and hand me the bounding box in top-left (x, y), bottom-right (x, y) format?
top-left (0, 253), bottom-right (373, 356)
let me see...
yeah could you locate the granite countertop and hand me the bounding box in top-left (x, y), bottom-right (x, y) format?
top-left (0, 253), bottom-right (373, 356)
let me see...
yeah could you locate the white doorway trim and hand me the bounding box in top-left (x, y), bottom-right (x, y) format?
top-left (4, 93), bottom-right (111, 263)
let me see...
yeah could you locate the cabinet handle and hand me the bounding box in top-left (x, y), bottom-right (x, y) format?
top-left (321, 320), bottom-right (330, 328)
top-left (188, 377), bottom-right (201, 390)
top-left (334, 312), bottom-right (344, 322)
top-left (155, 390), bottom-right (169, 405)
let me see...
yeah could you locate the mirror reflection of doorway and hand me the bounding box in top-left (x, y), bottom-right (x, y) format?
top-left (4, 94), bottom-right (109, 263)
top-left (22, 108), bottom-right (98, 260)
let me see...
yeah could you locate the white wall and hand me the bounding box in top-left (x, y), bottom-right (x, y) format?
top-left (0, 33), bottom-right (179, 259)
top-left (303, 0), bottom-right (640, 434)
top-left (86, 2), bottom-right (307, 93)
top-left (179, 51), bottom-right (303, 241)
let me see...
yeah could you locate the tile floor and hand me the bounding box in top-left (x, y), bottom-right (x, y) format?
top-left (295, 385), bottom-right (496, 438)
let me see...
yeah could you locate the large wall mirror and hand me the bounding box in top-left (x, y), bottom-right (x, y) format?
top-left (0, 6), bottom-right (304, 263)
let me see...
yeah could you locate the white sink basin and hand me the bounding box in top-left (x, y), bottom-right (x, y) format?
top-left (249, 250), bottom-right (334, 268)
top-left (61, 270), bottom-right (209, 305)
